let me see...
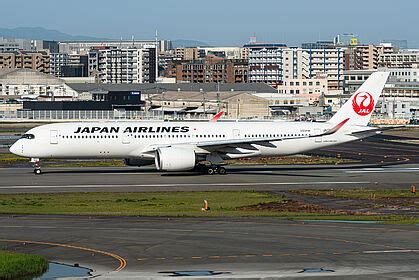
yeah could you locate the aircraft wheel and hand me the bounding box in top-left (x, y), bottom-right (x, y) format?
top-left (34, 169), bottom-right (42, 175)
top-left (218, 167), bottom-right (226, 175)
top-left (206, 167), bottom-right (215, 175)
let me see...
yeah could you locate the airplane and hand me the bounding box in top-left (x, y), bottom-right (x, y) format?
top-left (10, 72), bottom-right (390, 175)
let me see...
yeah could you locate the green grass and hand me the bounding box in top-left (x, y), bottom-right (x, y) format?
top-left (291, 188), bottom-right (417, 199)
top-left (0, 250), bottom-right (48, 279)
top-left (0, 191), bottom-right (284, 216)
top-left (0, 191), bottom-right (416, 224)
top-left (0, 154), bottom-right (28, 163)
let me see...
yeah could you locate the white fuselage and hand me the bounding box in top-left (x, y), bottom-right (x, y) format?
top-left (10, 120), bottom-right (359, 160)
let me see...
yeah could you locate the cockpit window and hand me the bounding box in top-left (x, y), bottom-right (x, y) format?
top-left (21, 134), bottom-right (35, 139)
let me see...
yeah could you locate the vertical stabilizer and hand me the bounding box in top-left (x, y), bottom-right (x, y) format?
top-left (328, 72), bottom-right (389, 126)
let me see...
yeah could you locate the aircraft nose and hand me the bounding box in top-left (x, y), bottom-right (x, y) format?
top-left (9, 142), bottom-right (21, 156)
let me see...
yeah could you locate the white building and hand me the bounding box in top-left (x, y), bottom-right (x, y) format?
top-left (88, 46), bottom-right (157, 84)
top-left (305, 48), bottom-right (346, 90)
top-left (379, 49), bottom-right (419, 68)
top-left (49, 53), bottom-right (69, 77)
top-left (0, 68), bottom-right (78, 100)
top-left (246, 43), bottom-right (345, 90)
top-left (59, 39), bottom-right (171, 54)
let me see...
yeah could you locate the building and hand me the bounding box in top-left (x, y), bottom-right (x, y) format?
top-left (246, 43), bottom-right (288, 86)
top-left (0, 68), bottom-right (77, 100)
top-left (305, 47), bottom-right (346, 90)
top-left (0, 38), bottom-right (58, 53)
top-left (88, 46), bottom-right (157, 84)
top-left (381, 39), bottom-right (408, 50)
top-left (148, 91), bottom-right (270, 118)
top-left (301, 41), bottom-right (335, 49)
top-left (59, 39), bottom-right (171, 54)
top-left (277, 78), bottom-right (327, 105)
top-left (174, 48), bottom-right (205, 60)
top-left (167, 56), bottom-right (248, 83)
top-left (49, 53), bottom-right (69, 77)
top-left (345, 44), bottom-right (396, 70)
top-left (198, 47), bottom-right (247, 59)
top-left (246, 42), bottom-right (343, 90)
top-left (379, 49), bottom-right (419, 68)
top-left (0, 51), bottom-right (50, 74)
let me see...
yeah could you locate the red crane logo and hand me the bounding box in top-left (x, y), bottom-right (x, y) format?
top-left (352, 92), bottom-right (374, 116)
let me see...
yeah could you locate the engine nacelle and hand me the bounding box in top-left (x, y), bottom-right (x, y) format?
top-left (155, 147), bottom-right (196, 171)
top-left (124, 157), bottom-right (154, 167)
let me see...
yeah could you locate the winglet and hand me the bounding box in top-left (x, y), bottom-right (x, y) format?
top-left (210, 111), bottom-right (224, 122)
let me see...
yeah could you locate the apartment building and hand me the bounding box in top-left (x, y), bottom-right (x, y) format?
top-left (379, 49), bottom-right (419, 68)
top-left (174, 48), bottom-right (205, 60)
top-left (344, 44), bottom-right (396, 70)
top-left (167, 56), bottom-right (248, 83)
top-left (88, 46), bottom-right (157, 84)
top-left (49, 53), bottom-right (69, 77)
top-left (0, 51), bottom-right (50, 74)
top-left (305, 48), bottom-right (346, 90)
top-left (246, 42), bottom-right (344, 90)
top-left (246, 43), bottom-right (288, 86)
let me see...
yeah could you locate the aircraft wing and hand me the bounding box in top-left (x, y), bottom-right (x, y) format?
top-left (140, 118), bottom-right (350, 155)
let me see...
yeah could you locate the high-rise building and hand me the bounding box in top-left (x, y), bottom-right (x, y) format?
top-left (88, 46), bottom-right (157, 84)
top-left (245, 43), bottom-right (288, 86)
top-left (379, 49), bottom-right (419, 68)
top-left (49, 53), bottom-right (69, 77)
top-left (305, 48), bottom-right (346, 90)
top-left (167, 56), bottom-right (248, 83)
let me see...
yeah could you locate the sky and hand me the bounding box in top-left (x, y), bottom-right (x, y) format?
top-left (1, 0), bottom-right (417, 47)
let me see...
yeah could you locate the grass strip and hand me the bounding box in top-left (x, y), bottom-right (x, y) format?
top-left (0, 191), bottom-right (416, 224)
top-left (291, 188), bottom-right (417, 199)
top-left (0, 250), bottom-right (48, 279)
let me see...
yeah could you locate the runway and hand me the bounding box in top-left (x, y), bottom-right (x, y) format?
top-left (0, 215), bottom-right (418, 278)
top-left (0, 132), bottom-right (417, 278)
top-left (0, 163), bottom-right (417, 194)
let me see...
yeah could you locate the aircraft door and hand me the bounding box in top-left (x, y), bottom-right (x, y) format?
top-left (122, 133), bottom-right (131, 144)
top-left (50, 130), bottom-right (58, 144)
top-left (314, 128), bottom-right (322, 143)
top-left (233, 129), bottom-right (240, 138)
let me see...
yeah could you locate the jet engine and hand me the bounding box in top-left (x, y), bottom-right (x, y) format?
top-left (155, 147), bottom-right (196, 171)
top-left (124, 158), bottom-right (154, 167)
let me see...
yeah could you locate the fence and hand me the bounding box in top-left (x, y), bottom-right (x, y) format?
top-left (0, 110), bottom-right (413, 123)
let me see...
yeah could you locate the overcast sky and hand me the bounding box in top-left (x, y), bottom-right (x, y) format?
top-left (1, 0), bottom-right (417, 47)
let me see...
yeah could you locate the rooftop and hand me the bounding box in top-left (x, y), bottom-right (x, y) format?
top-left (67, 83), bottom-right (276, 94)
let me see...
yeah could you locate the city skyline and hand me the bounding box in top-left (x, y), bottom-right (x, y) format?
top-left (0, 0), bottom-right (417, 47)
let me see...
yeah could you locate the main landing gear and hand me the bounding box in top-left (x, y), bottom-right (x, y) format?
top-left (196, 164), bottom-right (226, 175)
top-left (32, 158), bottom-right (42, 175)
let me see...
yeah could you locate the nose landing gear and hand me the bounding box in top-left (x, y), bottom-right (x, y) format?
top-left (32, 158), bottom-right (42, 175)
